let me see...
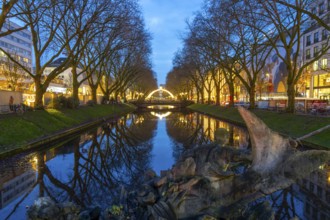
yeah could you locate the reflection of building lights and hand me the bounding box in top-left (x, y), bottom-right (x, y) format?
top-left (328, 173), bottom-right (330, 184)
top-left (30, 156), bottom-right (38, 171)
top-left (150, 111), bottom-right (172, 120)
top-left (179, 116), bottom-right (187, 123)
top-left (135, 116), bottom-right (144, 124)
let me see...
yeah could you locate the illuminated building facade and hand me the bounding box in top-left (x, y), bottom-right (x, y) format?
top-left (300, 0), bottom-right (330, 100)
top-left (0, 20), bottom-right (32, 91)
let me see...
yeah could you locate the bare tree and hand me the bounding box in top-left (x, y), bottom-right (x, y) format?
top-left (0, 0), bottom-right (77, 109)
top-left (57, 0), bottom-right (128, 107)
top-left (183, 3), bottom-right (240, 106)
top-left (98, 1), bottom-right (152, 102)
top-left (248, 0), bottom-right (330, 112)
top-left (0, 0), bottom-right (30, 37)
top-left (225, 1), bottom-right (273, 109)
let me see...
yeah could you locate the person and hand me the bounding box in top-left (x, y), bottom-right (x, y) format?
top-left (9, 96), bottom-right (14, 111)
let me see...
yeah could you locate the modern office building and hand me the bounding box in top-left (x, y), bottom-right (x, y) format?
top-left (300, 0), bottom-right (330, 100)
top-left (0, 21), bottom-right (32, 68)
top-left (0, 20), bottom-right (33, 91)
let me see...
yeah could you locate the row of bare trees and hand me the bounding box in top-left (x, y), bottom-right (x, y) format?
top-left (166, 0), bottom-right (330, 113)
top-left (0, 0), bottom-right (157, 109)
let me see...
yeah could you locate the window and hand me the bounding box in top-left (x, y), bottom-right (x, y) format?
top-left (322, 58), bottom-right (328, 69)
top-left (319, 3), bottom-right (325, 15)
top-left (314, 46), bottom-right (319, 57)
top-left (322, 29), bottom-right (327, 40)
top-left (306, 49), bottom-right (311, 59)
top-left (314, 32), bottom-right (319, 43)
top-left (313, 61), bottom-right (319, 71)
top-left (307, 35), bottom-right (311, 46)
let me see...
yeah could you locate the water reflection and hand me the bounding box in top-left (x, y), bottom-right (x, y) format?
top-left (150, 111), bottom-right (172, 119)
top-left (166, 112), bottom-right (249, 149)
top-left (0, 111), bottom-right (329, 220)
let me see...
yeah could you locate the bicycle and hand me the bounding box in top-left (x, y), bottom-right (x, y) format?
top-left (14, 104), bottom-right (25, 115)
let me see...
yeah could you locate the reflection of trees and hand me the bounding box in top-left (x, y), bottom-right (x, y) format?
top-left (36, 113), bottom-right (156, 208)
top-left (167, 112), bottom-right (211, 149)
top-left (270, 186), bottom-right (298, 219)
top-left (167, 112), bottom-right (250, 161)
top-left (167, 112), bottom-right (212, 162)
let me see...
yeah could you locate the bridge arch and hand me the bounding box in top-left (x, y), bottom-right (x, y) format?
top-left (146, 87), bottom-right (175, 99)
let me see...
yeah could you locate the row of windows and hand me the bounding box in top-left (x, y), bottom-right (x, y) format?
top-left (0, 51), bottom-right (31, 64)
top-left (0, 40), bottom-right (32, 57)
top-left (311, 0), bottom-right (330, 16)
top-left (2, 23), bottom-right (31, 40)
top-left (312, 59), bottom-right (328, 71)
top-left (306, 30), bottom-right (328, 46)
top-left (2, 179), bottom-right (35, 203)
top-left (305, 202), bottom-right (329, 220)
top-left (4, 35), bottom-right (31, 48)
top-left (305, 43), bottom-right (328, 59)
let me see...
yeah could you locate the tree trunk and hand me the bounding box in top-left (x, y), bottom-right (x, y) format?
top-left (249, 85), bottom-right (256, 109)
top-left (228, 83), bottom-right (235, 107)
top-left (91, 86), bottom-right (97, 104)
top-left (207, 90), bottom-right (211, 104)
top-left (287, 84), bottom-right (295, 113)
top-left (71, 67), bottom-right (79, 108)
top-left (34, 78), bottom-right (45, 109)
top-left (215, 85), bottom-right (220, 105)
top-left (201, 89), bottom-right (205, 104)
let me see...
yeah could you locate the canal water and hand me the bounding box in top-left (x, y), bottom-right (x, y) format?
top-left (0, 110), bottom-right (329, 219)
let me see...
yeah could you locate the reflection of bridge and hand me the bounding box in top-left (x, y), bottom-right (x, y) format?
top-left (129, 100), bottom-right (191, 109)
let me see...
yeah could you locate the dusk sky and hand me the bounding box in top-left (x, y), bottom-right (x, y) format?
top-left (139, 0), bottom-right (203, 85)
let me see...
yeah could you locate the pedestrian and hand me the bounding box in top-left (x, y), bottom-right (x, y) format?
top-left (9, 96), bottom-right (14, 111)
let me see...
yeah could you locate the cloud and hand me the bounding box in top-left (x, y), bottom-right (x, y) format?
top-left (148, 17), bottom-right (161, 27)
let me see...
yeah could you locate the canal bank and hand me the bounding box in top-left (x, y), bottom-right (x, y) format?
top-left (188, 104), bottom-right (330, 150)
top-left (0, 104), bottom-right (136, 157)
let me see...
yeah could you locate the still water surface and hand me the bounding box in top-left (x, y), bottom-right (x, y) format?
top-left (0, 111), bottom-right (329, 219)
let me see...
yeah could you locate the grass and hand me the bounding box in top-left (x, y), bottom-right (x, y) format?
top-left (188, 104), bottom-right (330, 149)
top-left (0, 104), bottom-right (135, 153)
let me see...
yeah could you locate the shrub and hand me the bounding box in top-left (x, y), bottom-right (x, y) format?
top-left (46, 98), bottom-right (61, 109)
top-left (86, 100), bottom-right (95, 106)
top-left (66, 97), bottom-right (80, 109)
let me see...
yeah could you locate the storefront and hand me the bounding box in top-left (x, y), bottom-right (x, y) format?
top-left (308, 73), bottom-right (330, 101)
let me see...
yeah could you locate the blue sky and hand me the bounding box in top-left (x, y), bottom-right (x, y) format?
top-left (139, 0), bottom-right (203, 85)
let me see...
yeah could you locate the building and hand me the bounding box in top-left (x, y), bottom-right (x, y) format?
top-left (43, 58), bottom-right (92, 104)
top-left (0, 20), bottom-right (33, 91)
top-left (300, 0), bottom-right (330, 100)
